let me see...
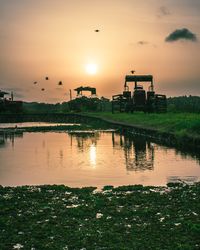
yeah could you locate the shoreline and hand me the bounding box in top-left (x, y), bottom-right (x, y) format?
top-left (79, 112), bottom-right (200, 150)
top-left (0, 112), bottom-right (200, 150)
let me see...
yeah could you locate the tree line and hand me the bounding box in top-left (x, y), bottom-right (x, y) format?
top-left (1, 95), bottom-right (200, 114)
top-left (167, 96), bottom-right (200, 113)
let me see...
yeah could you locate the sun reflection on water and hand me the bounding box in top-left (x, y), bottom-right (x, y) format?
top-left (0, 130), bottom-right (200, 187)
top-left (89, 144), bottom-right (96, 167)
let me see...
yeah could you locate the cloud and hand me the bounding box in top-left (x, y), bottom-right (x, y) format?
top-left (136, 41), bottom-right (157, 48)
top-left (165, 28), bottom-right (197, 42)
top-left (137, 41), bottom-right (148, 45)
top-left (157, 6), bottom-right (171, 18)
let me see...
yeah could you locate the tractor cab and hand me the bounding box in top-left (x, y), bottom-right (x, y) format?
top-left (74, 86), bottom-right (97, 98)
top-left (112, 74), bottom-right (167, 113)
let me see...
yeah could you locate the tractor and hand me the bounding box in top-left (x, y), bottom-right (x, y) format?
top-left (112, 75), bottom-right (167, 113)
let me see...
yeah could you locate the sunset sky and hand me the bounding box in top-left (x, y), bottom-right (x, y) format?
top-left (0, 0), bottom-right (200, 103)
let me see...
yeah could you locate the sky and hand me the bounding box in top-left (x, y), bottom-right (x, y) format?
top-left (0, 0), bottom-right (200, 103)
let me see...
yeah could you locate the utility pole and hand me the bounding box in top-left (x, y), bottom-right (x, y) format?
top-left (69, 89), bottom-right (72, 101)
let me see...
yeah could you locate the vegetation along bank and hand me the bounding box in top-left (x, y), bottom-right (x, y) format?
top-left (83, 112), bottom-right (200, 149)
top-left (0, 183), bottom-right (200, 250)
top-left (0, 111), bottom-right (200, 149)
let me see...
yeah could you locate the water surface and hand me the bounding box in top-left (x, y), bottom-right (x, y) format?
top-left (0, 128), bottom-right (199, 188)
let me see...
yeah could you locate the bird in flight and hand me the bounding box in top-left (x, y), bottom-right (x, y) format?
top-left (131, 70), bottom-right (135, 74)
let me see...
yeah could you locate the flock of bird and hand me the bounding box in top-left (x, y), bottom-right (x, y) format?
top-left (32, 29), bottom-right (135, 92)
top-left (32, 30), bottom-right (101, 92)
top-left (33, 77), bottom-right (63, 91)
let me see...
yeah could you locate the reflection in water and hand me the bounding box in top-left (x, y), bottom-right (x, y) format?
top-left (69, 132), bottom-right (100, 152)
top-left (89, 144), bottom-right (96, 167)
top-left (0, 132), bottom-right (23, 148)
top-left (0, 135), bottom-right (5, 146)
top-left (112, 133), bottom-right (154, 171)
top-left (59, 149), bottom-right (64, 167)
top-left (0, 130), bottom-right (200, 187)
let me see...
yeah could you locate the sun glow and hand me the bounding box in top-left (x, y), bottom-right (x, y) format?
top-left (85, 63), bottom-right (97, 75)
top-left (89, 144), bottom-right (96, 167)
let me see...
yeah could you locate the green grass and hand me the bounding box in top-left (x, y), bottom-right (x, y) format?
top-left (0, 183), bottom-right (200, 249)
top-left (85, 112), bottom-right (200, 139)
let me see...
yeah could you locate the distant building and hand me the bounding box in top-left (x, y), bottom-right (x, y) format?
top-left (0, 90), bottom-right (9, 99)
top-left (0, 90), bottom-right (23, 113)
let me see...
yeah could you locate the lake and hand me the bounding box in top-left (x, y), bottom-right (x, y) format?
top-left (0, 123), bottom-right (200, 188)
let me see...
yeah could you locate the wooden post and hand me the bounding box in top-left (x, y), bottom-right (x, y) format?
top-left (69, 89), bottom-right (72, 101)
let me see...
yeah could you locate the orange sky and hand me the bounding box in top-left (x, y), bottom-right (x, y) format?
top-left (0, 0), bottom-right (200, 103)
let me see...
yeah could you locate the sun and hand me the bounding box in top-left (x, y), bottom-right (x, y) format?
top-left (85, 63), bottom-right (97, 75)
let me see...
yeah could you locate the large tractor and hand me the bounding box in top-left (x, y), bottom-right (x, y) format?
top-left (112, 75), bottom-right (167, 113)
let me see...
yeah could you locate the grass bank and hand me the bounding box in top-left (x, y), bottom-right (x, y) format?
top-left (84, 112), bottom-right (200, 139)
top-left (0, 183), bottom-right (199, 249)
